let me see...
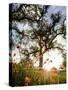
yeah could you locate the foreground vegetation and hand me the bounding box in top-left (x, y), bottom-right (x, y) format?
top-left (10, 62), bottom-right (66, 86)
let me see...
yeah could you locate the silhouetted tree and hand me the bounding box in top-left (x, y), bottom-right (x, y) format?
top-left (9, 4), bottom-right (66, 68)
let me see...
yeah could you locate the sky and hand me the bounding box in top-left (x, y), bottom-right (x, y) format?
top-left (46, 6), bottom-right (66, 24)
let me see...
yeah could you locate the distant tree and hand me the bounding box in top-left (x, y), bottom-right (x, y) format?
top-left (9, 4), bottom-right (66, 68)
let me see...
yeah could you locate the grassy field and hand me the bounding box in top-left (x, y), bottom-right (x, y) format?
top-left (10, 63), bottom-right (66, 86)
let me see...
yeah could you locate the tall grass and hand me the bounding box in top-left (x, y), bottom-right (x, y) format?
top-left (10, 63), bottom-right (66, 86)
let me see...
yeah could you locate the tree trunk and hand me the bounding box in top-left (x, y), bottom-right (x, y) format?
top-left (39, 54), bottom-right (43, 68)
top-left (39, 36), bottom-right (43, 68)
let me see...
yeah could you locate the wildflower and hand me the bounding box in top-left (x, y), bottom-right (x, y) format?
top-left (24, 76), bottom-right (31, 86)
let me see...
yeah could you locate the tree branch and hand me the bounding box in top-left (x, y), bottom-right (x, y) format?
top-left (42, 46), bottom-right (65, 54)
top-left (49, 32), bottom-right (64, 46)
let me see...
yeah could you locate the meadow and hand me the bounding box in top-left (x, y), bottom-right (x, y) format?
top-left (9, 61), bottom-right (66, 86)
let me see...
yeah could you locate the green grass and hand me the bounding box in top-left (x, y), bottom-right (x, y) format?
top-left (58, 70), bottom-right (66, 83)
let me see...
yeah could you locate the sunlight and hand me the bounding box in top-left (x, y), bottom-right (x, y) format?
top-left (34, 35), bottom-right (66, 71)
top-left (12, 35), bottom-right (66, 71)
top-left (43, 49), bottom-right (63, 71)
top-left (12, 48), bottom-right (64, 71)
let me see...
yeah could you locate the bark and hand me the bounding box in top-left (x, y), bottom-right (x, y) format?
top-left (39, 36), bottom-right (43, 68)
top-left (39, 54), bottom-right (43, 68)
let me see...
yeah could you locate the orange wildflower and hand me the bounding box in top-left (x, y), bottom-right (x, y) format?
top-left (24, 76), bottom-right (31, 86)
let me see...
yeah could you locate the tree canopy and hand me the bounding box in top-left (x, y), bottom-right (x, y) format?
top-left (9, 4), bottom-right (66, 68)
